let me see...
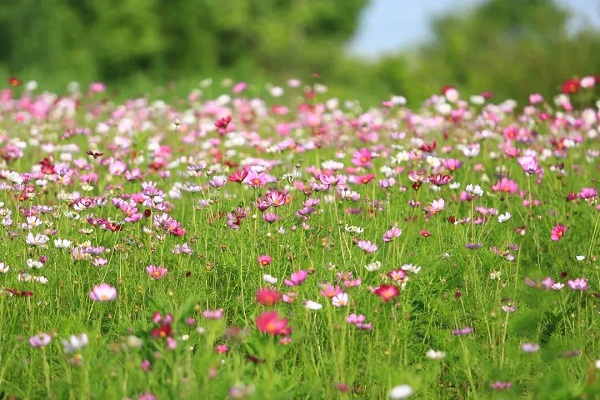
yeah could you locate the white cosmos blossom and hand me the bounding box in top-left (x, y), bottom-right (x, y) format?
top-left (465, 184), bottom-right (484, 197)
top-left (365, 261), bottom-right (382, 272)
top-left (498, 212), bottom-right (512, 223)
top-left (0, 262), bottom-right (9, 273)
top-left (54, 238), bottom-right (73, 249)
top-left (262, 274), bottom-right (278, 284)
top-left (25, 233), bottom-right (49, 246)
top-left (426, 349), bottom-right (446, 360)
top-left (304, 300), bottom-right (323, 311)
top-left (331, 292), bottom-right (349, 307)
top-left (27, 259), bottom-right (43, 269)
top-left (389, 384), bottom-right (413, 399)
top-left (62, 333), bottom-right (89, 354)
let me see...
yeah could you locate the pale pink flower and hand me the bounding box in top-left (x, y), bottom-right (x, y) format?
top-left (89, 283), bottom-right (117, 301)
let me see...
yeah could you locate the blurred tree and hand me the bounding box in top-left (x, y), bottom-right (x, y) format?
top-left (404, 0), bottom-right (600, 102)
top-left (0, 0), bottom-right (368, 86)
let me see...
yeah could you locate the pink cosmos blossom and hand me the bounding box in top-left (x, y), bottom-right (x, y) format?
top-left (319, 283), bottom-right (343, 298)
top-left (89, 283), bottom-right (117, 301)
top-left (567, 278), bottom-right (588, 291)
top-left (29, 332), bottom-right (52, 348)
top-left (550, 224), bottom-right (567, 241)
top-left (525, 277), bottom-right (554, 290)
top-left (202, 309), bottom-right (224, 319)
top-left (374, 284), bottom-right (400, 302)
top-left (491, 178), bottom-right (518, 194)
top-left (255, 311), bottom-right (290, 336)
top-left (284, 270), bottom-right (308, 286)
top-left (146, 265), bottom-right (168, 279)
top-left (382, 226), bottom-right (402, 242)
top-left (357, 240), bottom-right (378, 253)
top-left (257, 255), bottom-right (272, 267)
top-left (245, 171), bottom-right (269, 188)
top-left (351, 148), bottom-right (372, 168)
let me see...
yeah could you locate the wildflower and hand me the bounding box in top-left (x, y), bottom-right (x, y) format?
top-left (575, 255), bottom-right (585, 261)
top-left (54, 238), bottom-right (73, 249)
top-left (496, 211), bottom-right (511, 223)
top-left (320, 283), bottom-right (343, 298)
top-left (521, 343), bottom-right (540, 353)
top-left (256, 287), bottom-right (281, 306)
top-left (389, 384), bottom-right (413, 399)
top-left (91, 258), bottom-right (108, 267)
top-left (365, 261), bottom-right (381, 272)
top-left (452, 326), bottom-right (473, 335)
top-left (202, 309), bottom-right (224, 319)
top-left (25, 233), bottom-right (49, 246)
top-left (215, 344), bottom-right (228, 354)
top-left (426, 349), bottom-right (446, 360)
top-left (331, 292), bottom-right (349, 307)
top-left (550, 224), bottom-right (567, 241)
top-left (303, 300), bottom-right (323, 310)
top-left (29, 333), bottom-right (52, 348)
top-left (262, 274), bottom-right (277, 284)
top-left (257, 255), bottom-right (272, 267)
top-left (491, 178), bottom-right (518, 194)
top-left (347, 313), bottom-right (366, 325)
top-left (284, 270), bottom-right (308, 286)
top-left (146, 265), bottom-right (168, 279)
top-left (525, 277), bottom-right (554, 290)
top-left (62, 333), bottom-right (89, 353)
top-left (357, 240), bottom-right (378, 253)
top-left (567, 278), bottom-right (588, 291)
top-left (382, 226), bottom-right (402, 242)
top-left (255, 311), bottom-right (290, 336)
top-left (374, 284), bottom-right (400, 302)
top-left (490, 381), bottom-right (512, 390)
top-left (0, 262), bottom-right (9, 273)
top-left (465, 184), bottom-right (484, 197)
top-left (89, 283), bottom-right (117, 301)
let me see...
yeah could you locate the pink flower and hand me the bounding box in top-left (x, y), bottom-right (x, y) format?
top-left (202, 309), bottom-right (224, 319)
top-left (550, 224), bottom-right (567, 241)
top-left (374, 284), bottom-right (400, 302)
top-left (382, 226), bottom-right (402, 242)
top-left (320, 283), bottom-right (343, 298)
top-left (284, 270), bottom-right (308, 286)
top-left (89, 283), bottom-right (117, 301)
top-left (255, 311), bottom-right (290, 336)
top-left (257, 255), bottom-right (272, 267)
top-left (256, 287), bottom-right (281, 306)
top-left (357, 240), bottom-right (378, 253)
top-left (29, 332), bottom-right (52, 348)
top-left (567, 278), bottom-right (588, 291)
top-left (347, 313), bottom-right (366, 325)
top-left (351, 148), bottom-right (372, 168)
top-left (491, 178), bottom-right (518, 194)
top-left (245, 171), bottom-right (269, 188)
top-left (146, 265), bottom-right (168, 279)
top-left (525, 277), bottom-right (554, 290)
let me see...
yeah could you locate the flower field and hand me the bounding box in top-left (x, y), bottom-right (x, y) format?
top-left (0, 78), bottom-right (599, 399)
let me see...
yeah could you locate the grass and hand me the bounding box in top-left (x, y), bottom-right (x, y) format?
top-left (0, 79), bottom-right (599, 399)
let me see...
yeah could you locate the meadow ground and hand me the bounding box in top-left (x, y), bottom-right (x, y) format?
top-left (0, 78), bottom-right (599, 399)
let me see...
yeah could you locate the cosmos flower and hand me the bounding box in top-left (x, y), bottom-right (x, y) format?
top-left (89, 283), bottom-right (117, 301)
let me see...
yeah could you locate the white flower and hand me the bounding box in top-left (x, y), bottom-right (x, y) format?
top-left (595, 359), bottom-right (600, 370)
top-left (489, 271), bottom-right (502, 280)
top-left (498, 212), bottom-right (512, 223)
top-left (62, 333), bottom-right (89, 354)
top-left (7, 171), bottom-right (23, 185)
top-left (262, 274), bottom-right (278, 284)
top-left (331, 292), bottom-right (349, 307)
top-left (35, 276), bottom-right (48, 284)
top-left (0, 262), bottom-right (9, 273)
top-left (551, 282), bottom-right (564, 291)
top-left (575, 255), bottom-right (585, 262)
top-left (389, 384), bottom-right (413, 399)
top-left (426, 349), bottom-right (446, 360)
top-left (54, 238), bottom-right (73, 249)
top-left (465, 184), bottom-right (484, 197)
top-left (449, 182), bottom-right (461, 190)
top-left (401, 264), bottom-right (421, 274)
top-left (304, 300), bottom-right (323, 310)
top-left (365, 261), bottom-right (381, 272)
top-left (27, 259), bottom-right (43, 269)
top-left (25, 233), bottom-right (49, 246)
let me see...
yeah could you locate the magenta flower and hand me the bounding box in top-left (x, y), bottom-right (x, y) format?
top-left (89, 283), bottom-right (117, 301)
top-left (284, 270), bottom-right (308, 286)
top-left (550, 224), bottom-right (567, 241)
top-left (257, 255), bottom-right (272, 267)
top-left (567, 278), bottom-right (588, 291)
top-left (146, 265), bottom-right (168, 279)
top-left (202, 308), bottom-right (224, 319)
top-left (521, 343), bottom-right (540, 353)
top-left (491, 177), bottom-right (518, 194)
top-left (452, 326), bottom-right (473, 336)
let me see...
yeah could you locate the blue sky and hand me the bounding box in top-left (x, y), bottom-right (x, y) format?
top-left (347, 0), bottom-right (600, 58)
